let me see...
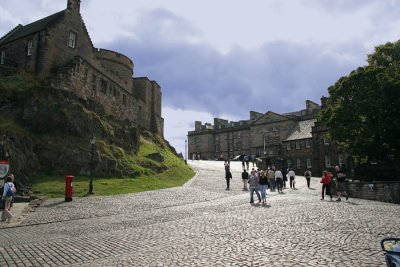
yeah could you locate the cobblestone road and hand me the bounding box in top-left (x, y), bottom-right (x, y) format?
top-left (0, 161), bottom-right (399, 266)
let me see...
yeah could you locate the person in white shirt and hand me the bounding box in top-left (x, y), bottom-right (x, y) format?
top-left (288, 169), bottom-right (296, 189)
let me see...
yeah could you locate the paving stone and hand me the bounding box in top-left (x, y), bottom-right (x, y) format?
top-left (0, 161), bottom-right (398, 266)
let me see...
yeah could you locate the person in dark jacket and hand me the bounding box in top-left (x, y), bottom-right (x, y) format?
top-left (304, 170), bottom-right (312, 188)
top-left (225, 171), bottom-right (232, 190)
top-left (241, 169), bottom-right (249, 191)
top-left (335, 165), bottom-right (348, 201)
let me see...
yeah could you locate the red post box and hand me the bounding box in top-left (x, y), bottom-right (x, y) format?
top-left (65, 175), bottom-right (74, 202)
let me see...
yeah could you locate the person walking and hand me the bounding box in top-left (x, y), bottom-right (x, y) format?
top-left (1, 175), bottom-right (16, 223)
top-left (320, 171), bottom-right (333, 200)
top-left (245, 157), bottom-right (250, 170)
top-left (225, 170), bottom-right (232, 190)
top-left (282, 168), bottom-right (288, 188)
top-left (288, 169), bottom-right (296, 189)
top-left (248, 170), bottom-right (261, 204)
top-left (304, 170), bottom-right (312, 188)
top-left (259, 170), bottom-right (268, 204)
top-left (275, 168), bottom-right (284, 193)
top-left (241, 169), bottom-right (249, 191)
top-left (335, 165), bottom-right (348, 201)
top-left (267, 168), bottom-right (276, 192)
top-left (224, 161), bottom-right (230, 172)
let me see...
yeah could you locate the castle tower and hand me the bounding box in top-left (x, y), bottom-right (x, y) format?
top-left (67, 0), bottom-right (81, 12)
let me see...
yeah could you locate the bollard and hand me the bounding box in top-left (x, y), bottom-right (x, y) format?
top-left (65, 175), bottom-right (74, 202)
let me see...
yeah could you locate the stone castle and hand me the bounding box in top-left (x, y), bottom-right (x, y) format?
top-left (188, 98), bottom-right (350, 176)
top-left (0, 0), bottom-right (163, 137)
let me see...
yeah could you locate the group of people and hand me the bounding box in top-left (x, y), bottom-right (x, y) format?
top-left (224, 161), bottom-right (350, 204)
top-left (239, 166), bottom-right (297, 204)
top-left (0, 173), bottom-right (16, 223)
top-left (320, 165), bottom-right (349, 201)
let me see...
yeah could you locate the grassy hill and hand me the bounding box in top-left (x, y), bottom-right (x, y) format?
top-left (31, 134), bottom-right (195, 198)
top-left (0, 68), bottom-right (194, 197)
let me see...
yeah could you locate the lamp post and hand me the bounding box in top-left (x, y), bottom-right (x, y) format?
top-left (185, 139), bottom-right (187, 164)
top-left (263, 129), bottom-right (267, 169)
top-left (88, 135), bottom-right (96, 194)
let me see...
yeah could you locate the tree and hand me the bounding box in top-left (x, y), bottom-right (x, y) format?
top-left (319, 41), bottom-right (400, 162)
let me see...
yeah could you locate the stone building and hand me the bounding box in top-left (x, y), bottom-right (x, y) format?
top-left (0, 0), bottom-right (163, 137)
top-left (282, 119), bottom-right (316, 175)
top-left (188, 99), bottom-right (347, 175)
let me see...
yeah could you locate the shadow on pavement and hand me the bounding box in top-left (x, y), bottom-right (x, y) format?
top-left (42, 200), bottom-right (66, 208)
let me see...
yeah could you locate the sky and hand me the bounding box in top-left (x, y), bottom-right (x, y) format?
top-left (1, 0), bottom-right (400, 156)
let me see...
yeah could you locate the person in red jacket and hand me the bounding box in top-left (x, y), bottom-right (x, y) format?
top-left (320, 171), bottom-right (333, 200)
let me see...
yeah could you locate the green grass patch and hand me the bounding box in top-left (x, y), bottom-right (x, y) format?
top-left (31, 134), bottom-right (195, 198)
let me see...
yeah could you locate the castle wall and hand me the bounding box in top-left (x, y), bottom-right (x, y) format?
top-left (0, 0), bottom-right (164, 138)
top-left (41, 11), bottom-right (95, 75)
top-left (0, 31), bottom-right (41, 72)
top-left (51, 56), bottom-right (138, 122)
top-left (133, 77), bottom-right (163, 136)
top-left (150, 81), bottom-right (163, 137)
top-left (95, 49), bottom-right (133, 92)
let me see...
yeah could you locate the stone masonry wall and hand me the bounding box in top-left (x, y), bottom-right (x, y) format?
top-left (0, 31), bottom-right (41, 71)
top-left (40, 10), bottom-right (95, 76)
top-left (346, 181), bottom-right (400, 204)
top-left (95, 49), bottom-right (133, 92)
top-left (51, 56), bottom-right (140, 123)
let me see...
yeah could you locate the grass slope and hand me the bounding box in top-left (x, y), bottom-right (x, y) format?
top-left (31, 136), bottom-right (195, 198)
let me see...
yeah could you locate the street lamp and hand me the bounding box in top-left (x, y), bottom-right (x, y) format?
top-left (88, 135), bottom-right (96, 194)
top-left (185, 139), bottom-right (187, 164)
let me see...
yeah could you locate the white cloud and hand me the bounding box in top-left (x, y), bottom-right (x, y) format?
top-left (163, 107), bottom-right (213, 155)
top-left (1, 0), bottom-right (400, 153)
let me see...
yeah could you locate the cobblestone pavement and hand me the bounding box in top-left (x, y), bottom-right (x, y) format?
top-left (0, 160), bottom-right (399, 266)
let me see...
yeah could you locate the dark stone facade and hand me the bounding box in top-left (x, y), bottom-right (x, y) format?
top-left (0, 0), bottom-right (163, 137)
top-left (188, 99), bottom-right (348, 176)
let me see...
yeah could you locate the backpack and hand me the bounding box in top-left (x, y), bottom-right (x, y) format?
top-left (5, 183), bottom-right (14, 197)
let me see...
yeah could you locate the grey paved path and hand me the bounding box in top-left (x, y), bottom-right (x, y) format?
top-left (0, 160), bottom-right (399, 266)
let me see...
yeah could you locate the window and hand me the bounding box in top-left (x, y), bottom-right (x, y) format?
top-left (325, 156), bottom-right (331, 168)
top-left (305, 140), bottom-right (311, 148)
top-left (273, 127), bottom-right (278, 132)
top-left (287, 159), bottom-right (292, 169)
top-left (68, 31), bottom-right (77, 48)
top-left (236, 142), bottom-right (242, 150)
top-left (0, 50), bottom-right (5, 64)
top-left (215, 144), bottom-right (220, 152)
top-left (269, 150), bottom-right (274, 156)
top-left (296, 159), bottom-right (302, 169)
top-left (323, 138), bottom-right (330, 146)
top-left (236, 132), bottom-right (241, 139)
top-left (27, 40), bottom-right (33, 56)
top-left (286, 143), bottom-right (291, 151)
top-left (264, 128), bottom-right (269, 133)
top-left (306, 158), bottom-right (312, 168)
top-left (295, 141), bottom-right (301, 150)
top-left (215, 136), bottom-right (219, 141)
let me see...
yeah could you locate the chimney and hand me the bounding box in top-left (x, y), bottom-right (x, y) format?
top-left (195, 121), bottom-right (202, 131)
top-left (67, 0), bottom-right (81, 12)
